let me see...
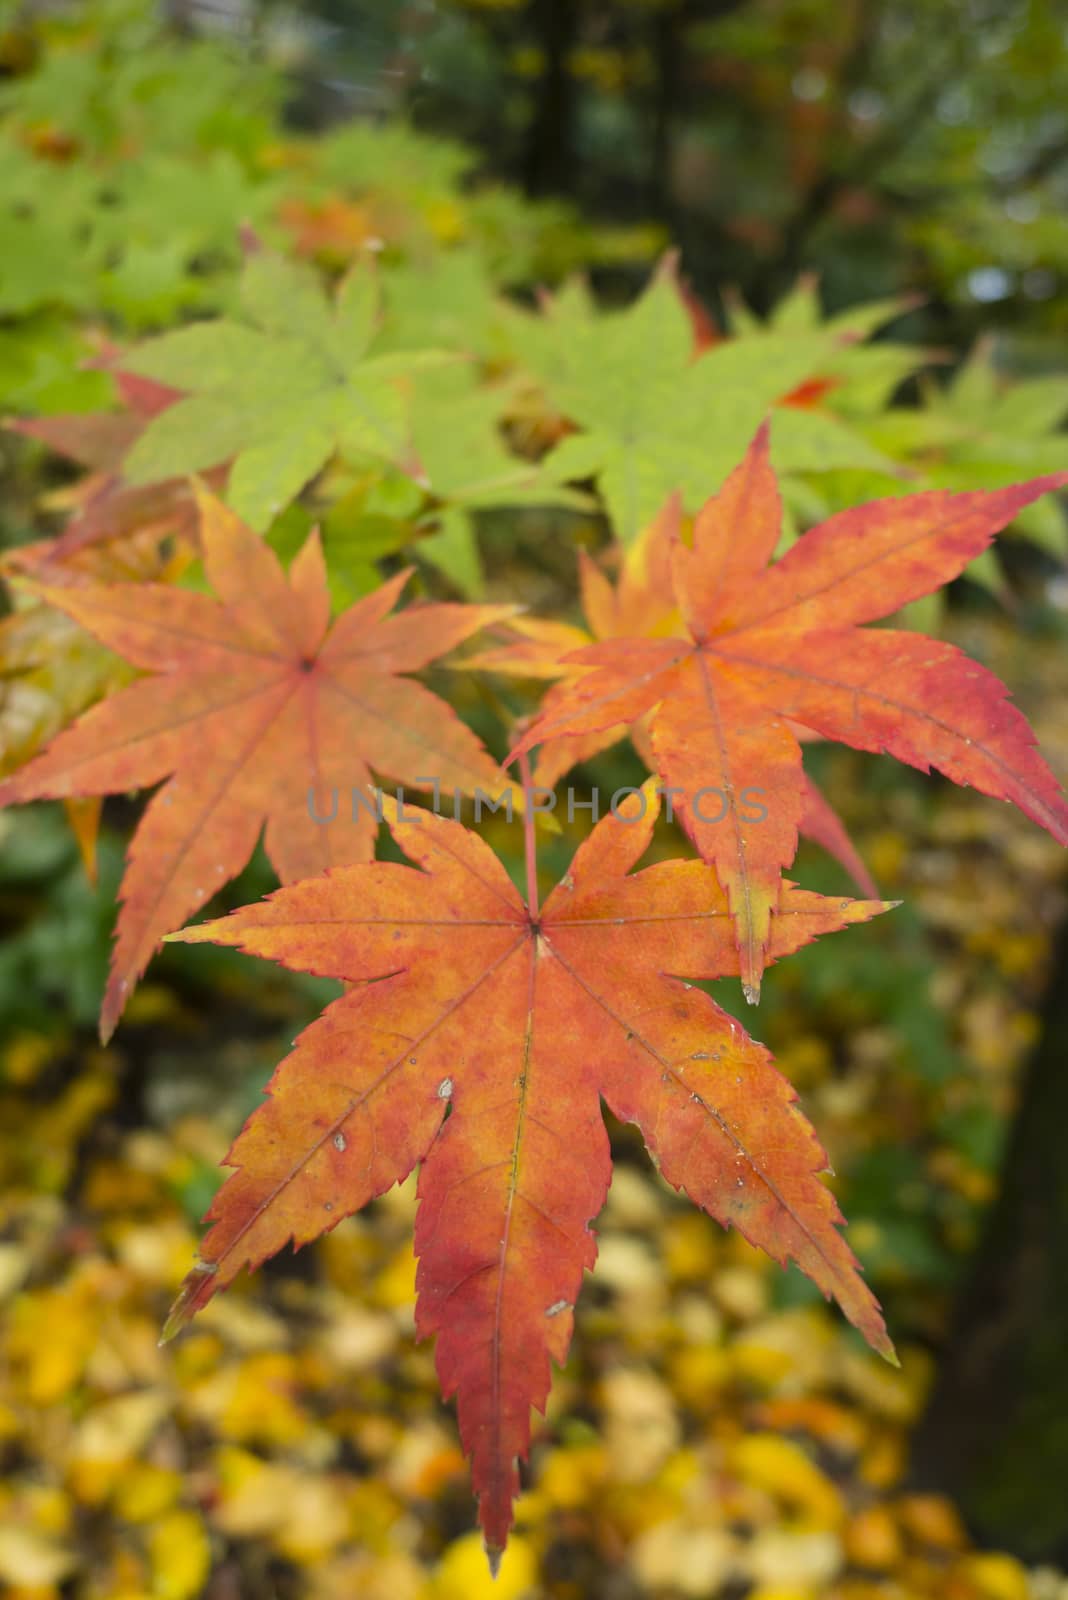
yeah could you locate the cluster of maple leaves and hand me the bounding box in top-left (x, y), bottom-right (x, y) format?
top-left (2, 368), bottom-right (1066, 1562)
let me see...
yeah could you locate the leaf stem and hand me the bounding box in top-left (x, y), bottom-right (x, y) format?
top-left (517, 748), bottom-right (539, 919)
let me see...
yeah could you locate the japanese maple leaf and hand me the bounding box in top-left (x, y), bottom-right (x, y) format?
top-left (0, 490), bottom-right (516, 1040)
top-left (680, 275), bottom-right (840, 409)
top-left (471, 506), bottom-right (879, 897)
top-left (508, 258), bottom-right (904, 545)
top-left (9, 364), bottom-right (221, 562)
top-left (685, 273), bottom-right (926, 413)
top-left (511, 425), bottom-right (1068, 1000)
top-left (163, 782), bottom-right (893, 1563)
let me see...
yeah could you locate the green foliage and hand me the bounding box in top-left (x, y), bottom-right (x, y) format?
top-left (0, 0), bottom-right (660, 435)
top-left (0, 1), bottom-right (281, 331)
top-left (3, 0), bottom-right (1063, 601)
top-left (123, 253), bottom-right (451, 531)
top-left (870, 340), bottom-right (1068, 566)
top-left (502, 265), bottom-right (895, 543)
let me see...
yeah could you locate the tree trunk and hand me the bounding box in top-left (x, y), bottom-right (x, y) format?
top-left (912, 897), bottom-right (1068, 1564)
top-left (523, 0), bottom-right (579, 197)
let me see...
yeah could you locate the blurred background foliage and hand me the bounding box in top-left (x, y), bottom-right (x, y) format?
top-left (0, 1), bottom-right (1067, 1596)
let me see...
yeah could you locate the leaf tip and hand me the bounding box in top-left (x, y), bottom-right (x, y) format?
top-left (161, 1260), bottom-right (219, 1344)
top-left (654, 245), bottom-right (681, 283)
top-left (752, 414), bottom-right (773, 450)
top-left (162, 917), bottom-right (225, 946)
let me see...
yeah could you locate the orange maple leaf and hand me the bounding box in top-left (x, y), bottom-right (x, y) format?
top-left (469, 505), bottom-right (879, 896)
top-left (278, 194), bottom-right (380, 267)
top-left (163, 781), bottom-right (894, 1562)
top-left (0, 491), bottom-right (516, 1039)
top-left (511, 425), bottom-right (1068, 999)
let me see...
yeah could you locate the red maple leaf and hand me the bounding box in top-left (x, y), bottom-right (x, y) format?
top-left (469, 503), bottom-right (878, 896)
top-left (163, 782), bottom-right (894, 1563)
top-left (511, 426), bottom-right (1068, 999)
top-left (9, 365), bottom-right (219, 562)
top-left (0, 490), bottom-right (516, 1038)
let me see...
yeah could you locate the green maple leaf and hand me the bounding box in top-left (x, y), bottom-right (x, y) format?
top-left (0, 143), bottom-right (94, 317)
top-left (406, 366), bottom-right (591, 596)
top-left (864, 339), bottom-right (1068, 589)
top-left (122, 251), bottom-right (452, 531)
top-left (725, 275), bottom-right (930, 446)
top-left (0, 208), bottom-right (89, 317)
top-left (379, 249), bottom-right (506, 359)
top-left (98, 151), bottom-right (275, 263)
top-left (314, 120), bottom-right (476, 206)
top-left (507, 259), bottom-right (893, 543)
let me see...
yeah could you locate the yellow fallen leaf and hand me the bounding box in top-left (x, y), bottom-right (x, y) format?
top-left (747, 1588), bottom-right (819, 1600)
top-left (0, 1525), bottom-right (76, 1588)
top-left (601, 1166), bottom-right (663, 1229)
top-left (0, 1245), bottom-right (31, 1304)
top-left (7, 1275), bottom-right (106, 1405)
top-left (895, 1492), bottom-right (968, 1551)
top-left (753, 1398), bottom-right (866, 1456)
top-left (843, 1504), bottom-right (903, 1571)
top-left (309, 1549), bottom-right (427, 1600)
top-left (731, 1341), bottom-right (794, 1390)
top-left (73, 1391), bottom-right (170, 1468)
top-left (670, 1344), bottom-right (732, 1408)
top-left (954, 1553), bottom-right (1031, 1600)
top-left (371, 1243), bottom-right (417, 1312)
top-left (713, 1266), bottom-right (769, 1322)
top-left (837, 1343), bottom-right (927, 1422)
top-left (434, 1530), bottom-right (536, 1600)
top-left (630, 1520), bottom-right (737, 1595)
top-left (529, 1444), bottom-right (607, 1511)
top-left (2, 1033), bottom-right (57, 1088)
top-left (858, 1428), bottom-right (906, 1490)
top-left (731, 1310), bottom-right (834, 1393)
top-left (191, 1292), bottom-right (288, 1351)
top-left (187, 1352), bottom-right (308, 1447)
top-left (742, 1528), bottom-right (844, 1589)
top-left (663, 1214), bottom-right (720, 1282)
top-left (112, 1465), bottom-right (183, 1524)
top-left (213, 1448), bottom-right (350, 1562)
top-left (148, 1509), bottom-right (211, 1600)
top-left (17, 1484), bottom-right (71, 1538)
top-left (344, 1481), bottom-right (405, 1552)
top-left (600, 1368), bottom-right (680, 1484)
top-left (112, 1221), bottom-right (198, 1290)
top-left (728, 1435), bottom-right (845, 1531)
top-left (383, 1421), bottom-right (463, 1498)
top-left (316, 1300), bottom-right (397, 1372)
top-left (593, 1234), bottom-right (663, 1300)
